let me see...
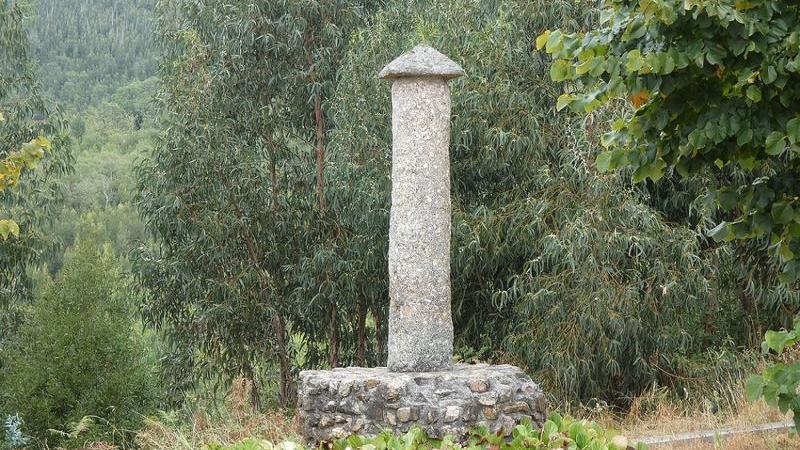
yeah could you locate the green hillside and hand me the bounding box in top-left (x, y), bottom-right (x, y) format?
top-left (30, 0), bottom-right (156, 110)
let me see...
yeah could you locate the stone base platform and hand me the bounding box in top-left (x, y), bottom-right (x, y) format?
top-left (298, 364), bottom-right (547, 443)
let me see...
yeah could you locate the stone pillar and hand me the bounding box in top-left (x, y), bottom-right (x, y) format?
top-left (297, 47), bottom-right (547, 443)
top-left (379, 45), bottom-right (465, 372)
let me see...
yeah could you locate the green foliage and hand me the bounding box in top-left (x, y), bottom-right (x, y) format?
top-left (746, 317), bottom-right (800, 430)
top-left (130, 0), bottom-right (779, 410)
top-left (538, 0), bottom-right (800, 281)
top-left (0, 239), bottom-right (158, 448)
top-left (206, 414), bottom-right (644, 450)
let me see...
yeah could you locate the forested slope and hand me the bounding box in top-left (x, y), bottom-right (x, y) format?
top-left (30, 0), bottom-right (156, 110)
top-left (2, 2), bottom-right (158, 444)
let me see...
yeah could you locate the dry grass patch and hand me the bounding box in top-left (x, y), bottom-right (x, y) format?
top-left (660, 432), bottom-right (800, 450)
top-left (622, 398), bottom-right (786, 436)
top-left (136, 379), bottom-right (301, 450)
top-left (591, 387), bottom-right (797, 449)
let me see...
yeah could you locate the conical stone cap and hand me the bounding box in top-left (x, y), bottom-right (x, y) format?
top-left (379, 44), bottom-right (465, 80)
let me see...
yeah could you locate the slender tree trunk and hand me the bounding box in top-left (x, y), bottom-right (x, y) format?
top-left (313, 91), bottom-right (339, 368)
top-left (314, 93), bottom-right (326, 211)
top-left (356, 297), bottom-right (367, 365)
top-left (273, 314), bottom-right (292, 405)
top-left (329, 300), bottom-right (339, 368)
top-left (243, 363), bottom-right (262, 411)
top-left (265, 141), bottom-right (291, 405)
top-left (374, 305), bottom-right (384, 364)
top-left (218, 172), bottom-right (293, 407)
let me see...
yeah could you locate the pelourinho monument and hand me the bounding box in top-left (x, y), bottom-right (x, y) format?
top-left (298, 45), bottom-right (546, 443)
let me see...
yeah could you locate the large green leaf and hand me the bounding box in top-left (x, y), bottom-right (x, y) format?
top-left (745, 375), bottom-right (764, 402)
top-left (764, 329), bottom-right (796, 353)
top-left (787, 117), bottom-right (800, 144)
top-left (765, 131), bottom-right (786, 155)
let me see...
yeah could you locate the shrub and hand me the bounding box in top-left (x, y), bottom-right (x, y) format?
top-left (746, 317), bottom-right (800, 429)
top-left (0, 239), bottom-right (158, 448)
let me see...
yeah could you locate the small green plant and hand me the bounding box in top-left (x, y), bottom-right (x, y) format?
top-left (464, 413), bottom-right (644, 450)
top-left (207, 413), bottom-right (645, 450)
top-left (745, 317), bottom-right (800, 430)
top-left (206, 438), bottom-right (297, 450)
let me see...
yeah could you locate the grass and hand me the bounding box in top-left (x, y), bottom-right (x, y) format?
top-left (135, 410), bottom-right (300, 450)
top-left (135, 379), bottom-right (301, 450)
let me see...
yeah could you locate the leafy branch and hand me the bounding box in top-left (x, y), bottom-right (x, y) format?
top-left (537, 0), bottom-right (800, 281)
top-left (0, 112), bottom-right (52, 240)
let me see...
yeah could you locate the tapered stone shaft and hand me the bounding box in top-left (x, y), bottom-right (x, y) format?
top-left (379, 45), bottom-right (464, 372)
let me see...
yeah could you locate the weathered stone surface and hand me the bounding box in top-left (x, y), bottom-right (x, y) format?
top-left (378, 45), bottom-right (465, 80)
top-left (382, 45), bottom-right (464, 373)
top-left (298, 364), bottom-right (547, 443)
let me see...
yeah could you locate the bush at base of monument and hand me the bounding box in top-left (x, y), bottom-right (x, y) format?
top-left (206, 414), bottom-right (645, 450)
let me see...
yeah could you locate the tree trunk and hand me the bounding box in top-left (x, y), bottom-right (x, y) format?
top-left (313, 93), bottom-right (339, 367)
top-left (329, 300), bottom-right (339, 368)
top-left (356, 297), bottom-right (367, 365)
top-left (250, 381), bottom-right (261, 412)
top-left (218, 172), bottom-right (292, 407)
top-left (314, 93), bottom-right (326, 211)
top-left (243, 364), bottom-right (262, 411)
top-left (265, 141), bottom-right (291, 405)
top-left (374, 305), bottom-right (384, 365)
top-left (273, 314), bottom-right (292, 406)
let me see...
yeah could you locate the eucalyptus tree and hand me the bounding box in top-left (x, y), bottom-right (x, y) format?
top-left (138, 1), bottom-right (286, 407)
top-left (537, 0), bottom-right (800, 377)
top-left (137, 0), bottom-right (380, 407)
top-left (269, 0), bottom-right (385, 369)
top-left (0, 0), bottom-right (72, 349)
top-left (329, 0), bottom-right (757, 405)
